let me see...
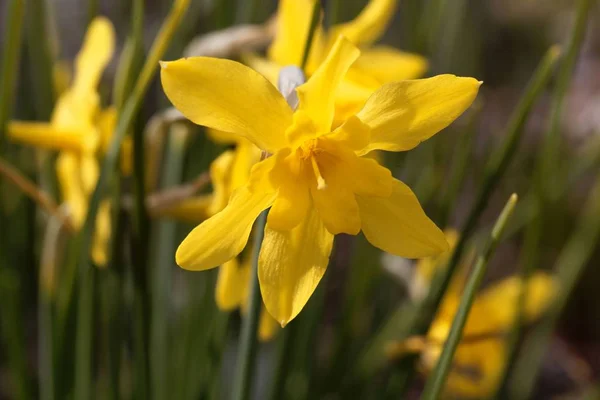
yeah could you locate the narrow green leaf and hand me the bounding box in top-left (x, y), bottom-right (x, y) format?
top-left (421, 194), bottom-right (518, 400)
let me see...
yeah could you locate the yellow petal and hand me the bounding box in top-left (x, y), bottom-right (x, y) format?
top-left (258, 308), bottom-right (279, 342)
top-left (73, 17), bottom-right (115, 95)
top-left (443, 339), bottom-right (507, 398)
top-left (207, 150), bottom-right (236, 216)
top-left (326, 115), bottom-right (371, 151)
top-left (330, 0), bottom-right (397, 46)
top-left (230, 139), bottom-right (261, 192)
top-left (120, 136), bottom-right (133, 176)
top-left (160, 57), bottom-right (292, 153)
top-left (351, 46), bottom-right (428, 84)
top-left (357, 75), bottom-right (481, 155)
top-left (153, 195), bottom-right (213, 223)
top-left (7, 121), bottom-right (98, 153)
top-left (259, 206), bottom-right (334, 326)
top-left (98, 107), bottom-right (118, 153)
top-left (56, 154), bottom-right (87, 229)
top-left (268, 180), bottom-right (310, 231)
top-left (357, 179), bottom-right (448, 258)
top-left (309, 148), bottom-right (362, 235)
top-left (472, 272), bottom-right (557, 332)
top-left (268, 0), bottom-right (321, 66)
top-left (80, 154), bottom-right (99, 195)
top-left (267, 151), bottom-right (310, 231)
top-left (91, 200), bottom-right (112, 267)
top-left (206, 128), bottom-right (238, 145)
top-left (176, 188), bottom-right (276, 271)
top-left (294, 36), bottom-right (360, 139)
top-left (215, 258), bottom-right (250, 311)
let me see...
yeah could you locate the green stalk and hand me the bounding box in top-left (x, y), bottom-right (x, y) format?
top-left (73, 1), bottom-right (190, 398)
top-left (74, 265), bottom-right (96, 400)
top-left (523, 0), bottom-right (594, 302)
top-left (231, 210), bottom-right (269, 400)
top-left (0, 0), bottom-right (25, 146)
top-left (510, 175), bottom-right (600, 400)
top-left (25, 0), bottom-right (56, 120)
top-left (538, 0), bottom-right (593, 199)
top-left (151, 123), bottom-right (189, 400)
top-left (421, 194), bottom-right (518, 400)
top-left (300, 1), bottom-right (322, 70)
top-left (0, 2), bottom-right (30, 399)
top-left (127, 0), bottom-right (152, 397)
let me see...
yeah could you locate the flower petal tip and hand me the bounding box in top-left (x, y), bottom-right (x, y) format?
top-left (159, 60), bottom-right (168, 69)
top-left (279, 320), bottom-right (288, 328)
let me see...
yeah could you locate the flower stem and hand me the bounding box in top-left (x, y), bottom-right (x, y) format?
top-left (151, 123), bottom-right (189, 400)
top-left (300, 1), bottom-right (322, 70)
top-left (231, 209), bottom-right (268, 400)
top-left (73, 1), bottom-right (190, 398)
top-left (420, 194), bottom-right (518, 400)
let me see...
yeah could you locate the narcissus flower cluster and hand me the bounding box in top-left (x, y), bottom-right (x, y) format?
top-left (160, 35), bottom-right (481, 326)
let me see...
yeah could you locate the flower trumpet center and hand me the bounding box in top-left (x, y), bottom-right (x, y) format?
top-left (298, 138), bottom-right (327, 190)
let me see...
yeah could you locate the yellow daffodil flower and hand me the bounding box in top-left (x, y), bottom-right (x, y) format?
top-left (246, 0), bottom-right (428, 125)
top-left (7, 17), bottom-right (118, 267)
top-left (388, 231), bottom-right (557, 398)
top-left (158, 139), bottom-right (278, 340)
top-left (160, 35), bottom-right (480, 326)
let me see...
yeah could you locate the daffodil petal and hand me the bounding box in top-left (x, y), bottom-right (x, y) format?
top-left (352, 46), bottom-right (428, 84)
top-left (259, 207), bottom-right (334, 326)
top-left (98, 107), bottom-right (118, 153)
top-left (73, 17), bottom-right (115, 95)
top-left (294, 36), bottom-right (360, 139)
top-left (176, 188), bottom-right (276, 271)
top-left (7, 121), bottom-right (98, 153)
top-left (80, 154), bottom-right (99, 195)
top-left (230, 140), bottom-right (261, 191)
top-left (91, 200), bottom-right (111, 267)
top-left (268, 180), bottom-right (310, 231)
top-left (356, 75), bottom-right (481, 155)
top-left (473, 272), bottom-right (556, 331)
top-left (56, 154), bottom-right (87, 229)
top-left (153, 195), bottom-right (213, 223)
top-left (444, 339), bottom-right (506, 398)
top-left (357, 179), bottom-right (448, 258)
top-left (206, 129), bottom-right (238, 145)
top-left (268, 0), bottom-right (320, 66)
top-left (326, 115), bottom-right (371, 151)
top-left (207, 150), bottom-right (236, 216)
top-left (215, 258), bottom-right (250, 311)
top-left (160, 57), bottom-right (292, 153)
top-left (330, 0), bottom-right (397, 46)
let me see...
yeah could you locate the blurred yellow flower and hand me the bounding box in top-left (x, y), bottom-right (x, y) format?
top-left (7, 17), bottom-right (120, 267)
top-left (246, 0), bottom-right (428, 125)
top-left (161, 35), bottom-right (480, 326)
top-left (388, 231), bottom-right (557, 398)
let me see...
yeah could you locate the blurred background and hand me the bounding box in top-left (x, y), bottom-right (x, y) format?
top-left (0, 0), bottom-right (599, 399)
